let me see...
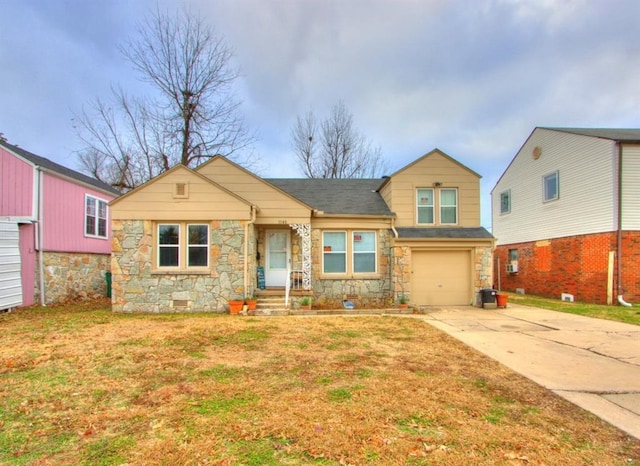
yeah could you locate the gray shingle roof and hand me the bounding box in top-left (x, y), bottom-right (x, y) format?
top-left (394, 227), bottom-right (493, 239)
top-left (0, 140), bottom-right (120, 195)
top-left (543, 127), bottom-right (640, 142)
top-left (266, 178), bottom-right (393, 216)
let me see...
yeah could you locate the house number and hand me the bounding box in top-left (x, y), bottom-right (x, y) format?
top-left (277, 219), bottom-right (288, 224)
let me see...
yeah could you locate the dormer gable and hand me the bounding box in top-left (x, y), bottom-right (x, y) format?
top-left (379, 149), bottom-right (481, 228)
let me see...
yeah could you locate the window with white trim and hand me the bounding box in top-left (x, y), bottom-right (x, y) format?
top-left (416, 187), bottom-right (458, 225)
top-left (416, 188), bottom-right (434, 224)
top-left (157, 223), bottom-right (209, 269)
top-left (85, 195), bottom-right (108, 238)
top-left (543, 171), bottom-right (559, 202)
top-left (322, 230), bottom-right (377, 275)
top-left (322, 231), bottom-right (346, 274)
top-left (353, 231), bottom-right (376, 273)
top-left (500, 190), bottom-right (511, 214)
top-left (440, 189), bottom-right (458, 224)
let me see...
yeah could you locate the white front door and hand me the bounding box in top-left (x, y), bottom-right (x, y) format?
top-left (265, 230), bottom-right (290, 287)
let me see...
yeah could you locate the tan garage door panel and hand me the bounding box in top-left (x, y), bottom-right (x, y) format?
top-left (412, 250), bottom-right (471, 305)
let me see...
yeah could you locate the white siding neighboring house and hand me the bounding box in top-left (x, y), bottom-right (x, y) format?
top-left (491, 127), bottom-right (640, 304)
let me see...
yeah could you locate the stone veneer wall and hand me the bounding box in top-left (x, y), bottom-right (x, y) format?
top-left (38, 251), bottom-right (110, 305)
top-left (309, 229), bottom-right (394, 308)
top-left (111, 219), bottom-right (246, 313)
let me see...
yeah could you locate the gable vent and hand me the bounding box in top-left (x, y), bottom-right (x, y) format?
top-left (173, 182), bottom-right (189, 199)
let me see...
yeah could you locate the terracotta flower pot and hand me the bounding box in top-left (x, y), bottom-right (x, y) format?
top-left (246, 299), bottom-right (257, 311)
top-left (228, 300), bottom-right (244, 315)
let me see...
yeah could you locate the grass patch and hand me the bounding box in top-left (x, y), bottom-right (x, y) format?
top-left (506, 292), bottom-right (640, 325)
top-left (0, 303), bottom-right (638, 464)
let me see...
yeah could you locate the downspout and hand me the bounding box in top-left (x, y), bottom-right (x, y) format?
top-left (616, 143), bottom-right (632, 307)
top-left (243, 206), bottom-right (257, 299)
top-left (36, 167), bottom-right (46, 306)
top-left (390, 218), bottom-right (398, 305)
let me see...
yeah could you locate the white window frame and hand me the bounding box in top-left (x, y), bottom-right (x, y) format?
top-left (85, 195), bottom-right (108, 239)
top-left (187, 224), bottom-right (209, 268)
top-left (500, 190), bottom-right (511, 214)
top-left (158, 223), bottom-right (181, 268)
top-left (322, 231), bottom-right (347, 274)
top-left (156, 222), bottom-right (210, 270)
top-left (416, 188), bottom-right (434, 225)
top-left (440, 188), bottom-right (458, 225)
top-left (322, 230), bottom-right (378, 276)
top-left (352, 231), bottom-right (377, 274)
top-left (543, 171), bottom-right (559, 202)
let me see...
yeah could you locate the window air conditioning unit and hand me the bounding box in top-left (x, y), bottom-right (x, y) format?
top-left (506, 263), bottom-right (518, 273)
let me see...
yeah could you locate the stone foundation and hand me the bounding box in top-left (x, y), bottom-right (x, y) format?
top-left (39, 251), bottom-right (110, 304)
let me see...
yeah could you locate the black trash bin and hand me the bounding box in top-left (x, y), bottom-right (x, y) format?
top-left (480, 288), bottom-right (497, 308)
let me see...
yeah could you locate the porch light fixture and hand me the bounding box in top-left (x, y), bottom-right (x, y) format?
top-left (433, 181), bottom-right (442, 187)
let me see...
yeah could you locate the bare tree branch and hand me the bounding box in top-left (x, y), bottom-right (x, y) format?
top-left (291, 100), bottom-right (389, 179)
top-left (75, 6), bottom-right (255, 190)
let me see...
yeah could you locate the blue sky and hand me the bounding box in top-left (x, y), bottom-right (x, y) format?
top-left (2, 0), bottom-right (640, 228)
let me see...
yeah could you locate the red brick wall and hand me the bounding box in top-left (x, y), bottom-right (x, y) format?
top-left (494, 231), bottom-right (640, 304)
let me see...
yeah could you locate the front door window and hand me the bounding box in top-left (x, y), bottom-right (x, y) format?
top-left (266, 230), bottom-right (289, 287)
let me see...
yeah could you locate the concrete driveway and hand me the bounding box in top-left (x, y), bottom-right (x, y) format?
top-left (418, 303), bottom-right (640, 440)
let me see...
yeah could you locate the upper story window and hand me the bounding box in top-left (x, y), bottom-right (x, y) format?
top-left (85, 195), bottom-right (108, 238)
top-left (543, 171), bottom-right (559, 202)
top-left (322, 230), bottom-right (377, 275)
top-left (500, 190), bottom-right (511, 214)
top-left (416, 188), bottom-right (434, 224)
top-left (440, 189), bottom-right (458, 224)
top-left (157, 223), bottom-right (209, 269)
top-left (416, 188), bottom-right (458, 225)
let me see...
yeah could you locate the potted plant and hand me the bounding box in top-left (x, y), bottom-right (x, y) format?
top-left (398, 295), bottom-right (408, 309)
top-left (228, 299), bottom-right (244, 315)
top-left (245, 296), bottom-right (258, 311)
top-left (299, 296), bottom-right (312, 310)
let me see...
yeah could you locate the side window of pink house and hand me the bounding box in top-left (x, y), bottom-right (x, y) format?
top-left (85, 195), bottom-right (108, 239)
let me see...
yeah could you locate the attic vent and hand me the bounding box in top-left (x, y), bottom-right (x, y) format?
top-left (173, 182), bottom-right (189, 199)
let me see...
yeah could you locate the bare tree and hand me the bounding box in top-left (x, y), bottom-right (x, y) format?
top-left (291, 100), bottom-right (389, 178)
top-left (75, 7), bottom-right (254, 191)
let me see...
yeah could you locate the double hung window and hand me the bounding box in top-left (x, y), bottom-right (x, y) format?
top-left (157, 223), bottom-right (209, 269)
top-left (543, 171), bottom-right (559, 202)
top-left (85, 195), bottom-right (108, 238)
top-left (416, 188), bottom-right (458, 225)
top-left (500, 190), bottom-right (511, 214)
top-left (322, 231), bottom-right (377, 275)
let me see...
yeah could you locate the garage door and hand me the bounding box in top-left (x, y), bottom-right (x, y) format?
top-left (0, 221), bottom-right (23, 310)
top-left (411, 250), bottom-right (471, 305)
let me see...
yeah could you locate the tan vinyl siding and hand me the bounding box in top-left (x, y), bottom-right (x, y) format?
top-left (311, 217), bottom-right (392, 230)
top-left (622, 144), bottom-right (640, 230)
top-left (111, 167), bottom-right (252, 221)
top-left (387, 150), bottom-right (480, 227)
top-left (197, 158), bottom-right (311, 224)
top-left (492, 129), bottom-right (617, 246)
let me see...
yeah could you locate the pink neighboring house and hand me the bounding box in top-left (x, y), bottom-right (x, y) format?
top-left (0, 139), bottom-right (120, 309)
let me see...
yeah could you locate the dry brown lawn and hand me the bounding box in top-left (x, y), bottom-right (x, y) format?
top-left (1, 301), bottom-right (639, 465)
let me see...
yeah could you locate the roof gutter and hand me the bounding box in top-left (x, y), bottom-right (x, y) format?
top-left (616, 142), bottom-right (632, 307)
